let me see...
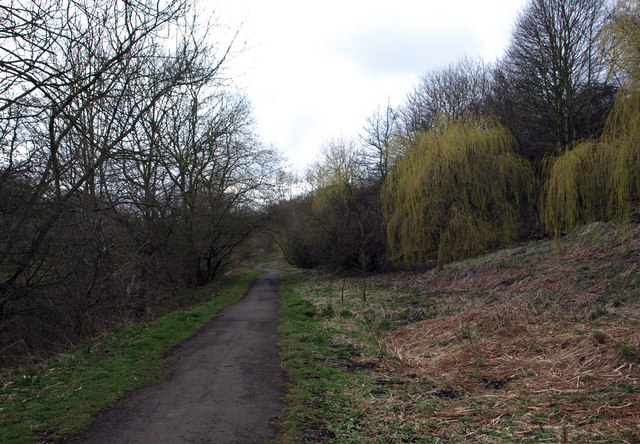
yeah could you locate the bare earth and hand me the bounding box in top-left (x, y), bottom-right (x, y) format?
top-left (71, 266), bottom-right (285, 444)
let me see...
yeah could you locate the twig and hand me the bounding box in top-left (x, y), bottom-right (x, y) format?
top-left (0, 340), bottom-right (34, 364)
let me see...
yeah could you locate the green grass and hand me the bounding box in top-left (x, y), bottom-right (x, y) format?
top-left (278, 274), bottom-right (347, 441)
top-left (277, 271), bottom-right (444, 443)
top-left (0, 268), bottom-right (261, 443)
top-left (277, 272), bottom-right (375, 442)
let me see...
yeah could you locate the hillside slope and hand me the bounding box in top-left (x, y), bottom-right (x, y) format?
top-left (379, 222), bottom-right (640, 441)
top-left (279, 222), bottom-right (640, 442)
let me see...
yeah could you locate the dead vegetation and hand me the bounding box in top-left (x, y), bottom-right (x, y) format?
top-left (298, 223), bottom-right (640, 442)
top-left (376, 223), bottom-right (640, 442)
top-left (381, 310), bottom-right (638, 441)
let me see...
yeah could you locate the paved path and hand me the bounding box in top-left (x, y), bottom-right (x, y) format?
top-left (73, 266), bottom-right (285, 443)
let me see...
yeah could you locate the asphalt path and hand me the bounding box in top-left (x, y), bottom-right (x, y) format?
top-left (72, 266), bottom-right (285, 443)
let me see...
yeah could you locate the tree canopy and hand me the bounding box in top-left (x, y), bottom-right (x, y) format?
top-left (0, 0), bottom-right (282, 352)
top-left (496, 0), bottom-right (613, 159)
top-left (381, 117), bottom-right (534, 271)
top-left (541, 0), bottom-right (640, 235)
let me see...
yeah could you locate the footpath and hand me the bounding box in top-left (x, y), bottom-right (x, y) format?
top-left (73, 266), bottom-right (285, 443)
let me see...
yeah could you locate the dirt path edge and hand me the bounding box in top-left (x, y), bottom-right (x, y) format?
top-left (69, 265), bottom-right (285, 444)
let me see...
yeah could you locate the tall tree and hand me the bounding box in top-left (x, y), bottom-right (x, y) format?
top-left (602, 0), bottom-right (640, 88)
top-left (0, 0), bottom-right (215, 296)
top-left (306, 138), bottom-right (366, 270)
top-left (361, 100), bottom-right (400, 183)
top-left (0, 0), bottom-right (283, 353)
top-left (381, 117), bottom-right (534, 271)
top-left (401, 58), bottom-right (489, 135)
top-left (496, 0), bottom-right (614, 159)
top-left (541, 0), bottom-right (640, 234)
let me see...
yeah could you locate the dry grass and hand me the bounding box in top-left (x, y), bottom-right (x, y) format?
top-left (381, 312), bottom-right (639, 440)
top-left (299, 223), bottom-right (640, 442)
top-left (368, 224), bottom-right (640, 442)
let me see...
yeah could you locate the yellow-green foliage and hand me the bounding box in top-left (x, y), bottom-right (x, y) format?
top-left (308, 139), bottom-right (360, 215)
top-left (607, 92), bottom-right (640, 217)
top-left (602, 0), bottom-right (640, 89)
top-left (603, 0), bottom-right (640, 220)
top-left (541, 0), bottom-right (640, 235)
top-left (542, 93), bottom-right (640, 235)
top-left (540, 140), bottom-right (615, 236)
top-left (381, 117), bottom-right (534, 270)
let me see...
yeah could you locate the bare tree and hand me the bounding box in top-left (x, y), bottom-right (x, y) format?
top-left (0, 0), bottom-right (277, 353)
top-left (401, 58), bottom-right (490, 134)
top-left (361, 100), bottom-right (400, 183)
top-left (496, 0), bottom-right (614, 158)
top-left (0, 0), bottom-right (218, 294)
top-left (153, 84), bottom-right (281, 284)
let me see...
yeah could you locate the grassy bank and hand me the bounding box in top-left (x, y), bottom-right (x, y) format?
top-left (276, 223), bottom-right (640, 443)
top-left (278, 269), bottom-right (436, 442)
top-left (0, 268), bottom-right (261, 443)
top-left (277, 272), bottom-right (382, 442)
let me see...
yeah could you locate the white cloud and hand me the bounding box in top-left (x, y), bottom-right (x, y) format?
top-left (208, 0), bottom-right (528, 174)
top-left (333, 24), bottom-right (481, 77)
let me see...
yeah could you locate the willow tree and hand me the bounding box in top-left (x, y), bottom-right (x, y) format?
top-left (541, 0), bottom-right (640, 235)
top-left (604, 0), bottom-right (640, 219)
top-left (381, 117), bottom-right (534, 271)
top-left (540, 141), bottom-right (614, 236)
top-left (603, 0), bottom-right (640, 88)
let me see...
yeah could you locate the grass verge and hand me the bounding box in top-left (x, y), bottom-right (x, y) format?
top-left (0, 268), bottom-right (262, 443)
top-left (277, 272), bottom-right (370, 442)
top-left (277, 271), bottom-right (433, 442)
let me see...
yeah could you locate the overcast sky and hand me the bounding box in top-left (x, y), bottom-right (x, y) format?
top-left (211, 0), bottom-right (529, 174)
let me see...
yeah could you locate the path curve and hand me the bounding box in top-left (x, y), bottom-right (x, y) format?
top-left (73, 266), bottom-right (285, 443)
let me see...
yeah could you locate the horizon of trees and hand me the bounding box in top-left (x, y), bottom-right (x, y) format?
top-left (2, 0), bottom-right (640, 358)
top-left (275, 0), bottom-right (639, 274)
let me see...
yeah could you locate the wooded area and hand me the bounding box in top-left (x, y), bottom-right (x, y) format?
top-left (274, 0), bottom-right (640, 277)
top-left (0, 0), bottom-right (282, 356)
top-left (2, 0), bottom-right (639, 358)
